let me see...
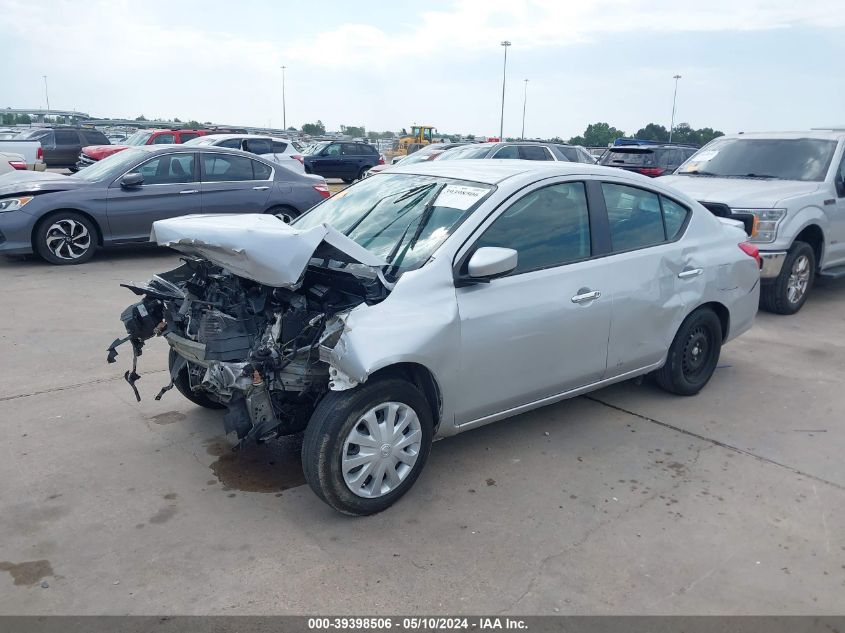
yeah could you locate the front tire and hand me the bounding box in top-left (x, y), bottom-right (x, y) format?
top-left (655, 307), bottom-right (722, 396)
top-left (760, 241), bottom-right (815, 315)
top-left (302, 378), bottom-right (433, 515)
top-left (265, 205), bottom-right (301, 223)
top-left (168, 350), bottom-right (226, 410)
top-left (35, 212), bottom-right (97, 265)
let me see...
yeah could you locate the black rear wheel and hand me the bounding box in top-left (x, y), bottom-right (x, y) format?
top-left (655, 308), bottom-right (722, 396)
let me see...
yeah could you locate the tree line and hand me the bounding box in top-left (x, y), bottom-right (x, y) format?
top-left (567, 121), bottom-right (724, 147)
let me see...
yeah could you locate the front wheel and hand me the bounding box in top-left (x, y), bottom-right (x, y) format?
top-left (35, 212), bottom-right (97, 265)
top-left (654, 308), bottom-right (722, 396)
top-left (760, 241), bottom-right (815, 315)
top-left (302, 378), bottom-right (433, 515)
top-left (168, 350), bottom-right (226, 410)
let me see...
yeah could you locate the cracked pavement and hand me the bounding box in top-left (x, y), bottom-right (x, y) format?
top-left (1, 247), bottom-right (843, 614)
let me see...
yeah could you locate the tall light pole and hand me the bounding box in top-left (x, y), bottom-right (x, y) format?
top-left (280, 65), bottom-right (287, 130)
top-left (42, 75), bottom-right (50, 120)
top-left (499, 41), bottom-right (511, 141)
top-left (669, 74), bottom-right (681, 142)
top-left (521, 78), bottom-right (529, 139)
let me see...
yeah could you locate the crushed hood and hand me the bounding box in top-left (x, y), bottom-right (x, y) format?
top-left (659, 175), bottom-right (822, 208)
top-left (150, 214), bottom-right (386, 288)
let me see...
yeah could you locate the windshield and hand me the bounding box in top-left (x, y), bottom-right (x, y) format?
top-left (437, 145), bottom-right (492, 160)
top-left (293, 173), bottom-right (494, 273)
top-left (677, 138), bottom-right (837, 181)
top-left (305, 141), bottom-right (331, 155)
top-left (123, 131), bottom-right (153, 146)
top-left (72, 148), bottom-right (147, 182)
top-left (398, 148), bottom-right (442, 166)
top-left (182, 136), bottom-right (217, 146)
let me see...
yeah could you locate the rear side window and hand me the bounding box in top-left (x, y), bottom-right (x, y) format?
top-left (475, 182), bottom-right (591, 274)
top-left (202, 153), bottom-right (257, 181)
top-left (602, 183), bottom-right (689, 251)
top-left (272, 141), bottom-right (288, 153)
top-left (252, 160), bottom-right (272, 180)
top-left (180, 132), bottom-right (199, 143)
top-left (54, 129), bottom-right (80, 145)
top-left (244, 138), bottom-right (273, 155)
top-left (555, 146), bottom-right (579, 162)
top-left (518, 145), bottom-right (552, 161)
top-left (152, 133), bottom-right (175, 144)
top-left (342, 144), bottom-right (363, 156)
top-left (82, 130), bottom-right (108, 144)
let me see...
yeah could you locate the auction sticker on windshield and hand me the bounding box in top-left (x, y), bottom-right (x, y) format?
top-left (435, 185), bottom-right (489, 210)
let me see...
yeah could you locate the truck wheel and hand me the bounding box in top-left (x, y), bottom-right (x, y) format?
top-left (760, 241), bottom-right (815, 315)
top-left (168, 350), bottom-right (225, 410)
top-left (302, 378), bottom-right (433, 515)
top-left (655, 307), bottom-right (722, 396)
top-left (35, 212), bottom-right (97, 265)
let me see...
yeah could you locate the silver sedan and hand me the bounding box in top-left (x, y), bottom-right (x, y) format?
top-left (114, 160), bottom-right (761, 515)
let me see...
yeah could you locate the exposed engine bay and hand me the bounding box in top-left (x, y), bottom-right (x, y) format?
top-left (108, 255), bottom-right (386, 445)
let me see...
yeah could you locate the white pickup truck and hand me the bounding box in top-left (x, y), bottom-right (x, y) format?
top-left (0, 139), bottom-right (46, 171)
top-left (661, 130), bottom-right (845, 314)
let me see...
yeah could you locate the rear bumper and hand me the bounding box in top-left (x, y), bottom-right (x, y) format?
top-left (760, 251), bottom-right (788, 279)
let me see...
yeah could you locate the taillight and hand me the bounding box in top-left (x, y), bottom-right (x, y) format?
top-left (37, 146), bottom-right (43, 160)
top-left (292, 154), bottom-right (304, 165)
top-left (313, 183), bottom-right (330, 199)
top-left (9, 160), bottom-right (28, 170)
top-left (739, 242), bottom-right (762, 268)
top-left (378, 156), bottom-right (385, 165)
top-left (636, 167), bottom-right (665, 177)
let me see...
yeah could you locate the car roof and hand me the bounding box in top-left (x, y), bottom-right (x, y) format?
top-left (387, 158), bottom-right (640, 184)
top-left (720, 130), bottom-right (845, 141)
top-left (134, 144), bottom-right (266, 158)
top-left (200, 133), bottom-right (272, 140)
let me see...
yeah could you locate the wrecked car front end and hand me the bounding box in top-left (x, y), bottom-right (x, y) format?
top-left (108, 214), bottom-right (390, 445)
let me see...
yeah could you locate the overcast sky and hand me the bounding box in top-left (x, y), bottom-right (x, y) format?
top-left (1, 0), bottom-right (843, 139)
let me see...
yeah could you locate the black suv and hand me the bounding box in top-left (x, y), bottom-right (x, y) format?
top-left (598, 144), bottom-right (698, 177)
top-left (303, 141), bottom-right (382, 182)
top-left (16, 127), bottom-right (110, 167)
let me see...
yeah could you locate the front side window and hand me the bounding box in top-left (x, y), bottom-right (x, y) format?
top-left (152, 133), bottom-right (175, 144)
top-left (492, 145), bottom-right (519, 159)
top-left (180, 133), bottom-right (199, 142)
top-left (602, 183), bottom-right (666, 251)
top-left (201, 154), bottom-right (256, 182)
top-left (475, 182), bottom-right (591, 275)
top-left (136, 154), bottom-right (196, 184)
top-left (123, 131), bottom-right (153, 146)
top-left (324, 143), bottom-right (341, 156)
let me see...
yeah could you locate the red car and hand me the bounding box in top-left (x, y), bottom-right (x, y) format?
top-left (75, 129), bottom-right (211, 171)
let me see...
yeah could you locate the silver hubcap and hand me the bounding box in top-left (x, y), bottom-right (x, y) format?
top-left (342, 401), bottom-right (422, 498)
top-left (786, 254), bottom-right (811, 304)
top-left (45, 219), bottom-right (91, 260)
top-left (274, 210), bottom-right (295, 223)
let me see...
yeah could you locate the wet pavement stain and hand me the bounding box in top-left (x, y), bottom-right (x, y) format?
top-left (149, 505), bottom-right (178, 524)
top-left (205, 436), bottom-right (306, 493)
top-left (149, 411), bottom-right (187, 425)
top-left (0, 560), bottom-right (54, 586)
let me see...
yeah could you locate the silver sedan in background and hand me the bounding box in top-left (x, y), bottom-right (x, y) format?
top-left (114, 160), bottom-right (761, 515)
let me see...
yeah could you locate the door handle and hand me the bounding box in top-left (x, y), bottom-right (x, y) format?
top-left (571, 290), bottom-right (601, 304)
top-left (678, 268), bottom-right (703, 279)
top-left (252, 186), bottom-right (270, 191)
top-left (179, 189), bottom-right (199, 194)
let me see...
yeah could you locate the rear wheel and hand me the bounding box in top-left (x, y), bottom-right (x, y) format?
top-left (341, 177), bottom-right (355, 184)
top-left (35, 211), bottom-right (97, 265)
top-left (265, 205), bottom-right (301, 224)
top-left (655, 308), bottom-right (722, 396)
top-left (302, 378), bottom-right (433, 515)
top-left (168, 349), bottom-right (225, 410)
top-left (357, 167), bottom-right (370, 181)
top-left (760, 241), bottom-right (815, 315)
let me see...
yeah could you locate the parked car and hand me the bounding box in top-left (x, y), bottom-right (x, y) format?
top-left (367, 142), bottom-right (468, 176)
top-left (303, 141), bottom-right (383, 182)
top-left (184, 134), bottom-right (306, 174)
top-left (600, 144), bottom-right (698, 177)
top-left (0, 152), bottom-right (28, 174)
top-left (661, 130), bottom-right (845, 314)
top-left (75, 128), bottom-right (210, 171)
top-left (438, 141), bottom-right (596, 163)
top-left (0, 138), bottom-right (46, 171)
top-left (15, 127), bottom-right (110, 167)
top-left (0, 145), bottom-right (330, 265)
top-left (110, 160), bottom-right (760, 515)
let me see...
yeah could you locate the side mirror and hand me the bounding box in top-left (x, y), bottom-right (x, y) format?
top-left (120, 172), bottom-right (144, 188)
top-left (457, 247), bottom-right (518, 285)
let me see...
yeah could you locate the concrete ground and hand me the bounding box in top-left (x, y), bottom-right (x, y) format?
top-left (0, 247), bottom-right (843, 615)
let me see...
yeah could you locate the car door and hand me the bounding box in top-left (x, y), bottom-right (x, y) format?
top-left (454, 180), bottom-right (612, 425)
top-left (310, 143), bottom-right (342, 177)
top-left (341, 143), bottom-right (366, 178)
top-left (595, 180), bottom-right (696, 377)
top-left (199, 152), bottom-right (273, 215)
top-left (106, 152), bottom-right (200, 241)
top-left (827, 147), bottom-right (845, 267)
top-left (53, 129), bottom-right (82, 165)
